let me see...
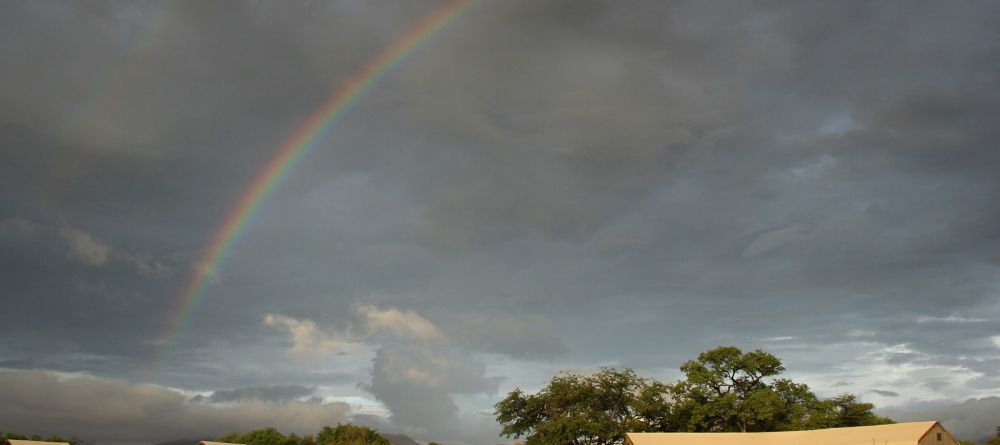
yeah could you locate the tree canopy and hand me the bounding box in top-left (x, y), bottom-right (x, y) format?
top-left (1, 431), bottom-right (83, 445)
top-left (495, 346), bottom-right (893, 445)
top-left (217, 424), bottom-right (389, 445)
top-left (495, 368), bottom-right (670, 445)
top-left (316, 424), bottom-right (390, 445)
top-left (668, 347), bottom-right (891, 432)
top-left (989, 426), bottom-right (1000, 445)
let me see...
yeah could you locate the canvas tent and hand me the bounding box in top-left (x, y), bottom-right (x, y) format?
top-left (6, 440), bottom-right (71, 445)
top-left (625, 421), bottom-right (959, 445)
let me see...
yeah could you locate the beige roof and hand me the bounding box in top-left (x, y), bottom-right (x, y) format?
top-left (626, 421), bottom-right (958, 445)
top-left (6, 441), bottom-right (71, 445)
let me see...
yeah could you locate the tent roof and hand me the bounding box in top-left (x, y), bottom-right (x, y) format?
top-left (6, 441), bottom-right (71, 445)
top-left (626, 421), bottom-right (945, 445)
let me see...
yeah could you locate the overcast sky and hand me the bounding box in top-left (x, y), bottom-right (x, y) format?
top-left (2, 1), bottom-right (999, 444)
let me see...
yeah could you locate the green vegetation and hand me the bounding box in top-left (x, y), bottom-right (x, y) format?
top-left (989, 426), bottom-right (1000, 445)
top-left (217, 424), bottom-right (390, 445)
top-left (494, 346), bottom-right (894, 445)
top-left (1, 431), bottom-right (83, 445)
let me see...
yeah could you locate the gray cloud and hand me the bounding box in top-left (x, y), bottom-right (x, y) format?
top-left (263, 309), bottom-right (504, 443)
top-left (1, 1), bottom-right (999, 443)
top-left (363, 345), bottom-right (503, 440)
top-left (881, 397), bottom-right (1000, 442)
top-left (870, 389), bottom-right (899, 397)
top-left (191, 385), bottom-right (317, 405)
top-left (451, 313), bottom-right (567, 360)
top-left (0, 370), bottom-right (351, 444)
top-left (59, 226), bottom-right (112, 266)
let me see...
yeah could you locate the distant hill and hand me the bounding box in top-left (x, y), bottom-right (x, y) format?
top-left (382, 433), bottom-right (423, 445)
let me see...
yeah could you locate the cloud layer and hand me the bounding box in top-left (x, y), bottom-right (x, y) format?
top-left (0, 370), bottom-right (350, 444)
top-left (265, 308), bottom-right (503, 440)
top-left (1, 1), bottom-right (999, 443)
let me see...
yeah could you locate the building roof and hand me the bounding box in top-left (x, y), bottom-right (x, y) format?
top-left (626, 421), bottom-right (956, 445)
top-left (6, 440), bottom-right (71, 445)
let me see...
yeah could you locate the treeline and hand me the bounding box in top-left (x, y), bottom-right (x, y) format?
top-left (494, 346), bottom-right (894, 445)
top-left (0, 432), bottom-right (83, 445)
top-left (216, 424), bottom-right (391, 445)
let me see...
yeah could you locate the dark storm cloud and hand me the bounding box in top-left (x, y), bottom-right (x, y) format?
top-left (191, 385), bottom-right (317, 405)
top-left (2, 0), bottom-right (1000, 443)
top-left (881, 397), bottom-right (1000, 442)
top-left (0, 370), bottom-right (352, 444)
top-left (450, 312), bottom-right (567, 360)
top-left (870, 389), bottom-right (899, 398)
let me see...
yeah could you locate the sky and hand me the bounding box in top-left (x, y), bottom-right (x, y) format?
top-left (1, 1), bottom-right (999, 444)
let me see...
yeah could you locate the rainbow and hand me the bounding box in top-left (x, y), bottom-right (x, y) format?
top-left (147, 0), bottom-right (474, 380)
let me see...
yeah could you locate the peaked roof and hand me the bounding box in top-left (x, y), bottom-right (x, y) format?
top-left (6, 441), bottom-right (71, 445)
top-left (626, 421), bottom-right (953, 445)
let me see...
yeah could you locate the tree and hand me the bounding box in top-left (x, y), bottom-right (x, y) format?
top-left (219, 425), bottom-right (388, 445)
top-left (668, 346), bottom-right (789, 432)
top-left (987, 426), bottom-right (1000, 445)
top-left (1, 431), bottom-right (83, 445)
top-left (496, 345), bottom-right (895, 442)
top-left (316, 424), bottom-right (390, 445)
top-left (495, 368), bottom-right (671, 445)
top-left (825, 394), bottom-right (893, 427)
top-left (667, 347), bottom-right (894, 432)
top-left (230, 427), bottom-right (298, 445)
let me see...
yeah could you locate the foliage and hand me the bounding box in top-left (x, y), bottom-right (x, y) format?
top-left (825, 394), bottom-right (893, 427)
top-left (669, 346), bottom-right (787, 432)
top-left (667, 348), bottom-right (892, 432)
top-left (316, 424), bottom-right (389, 445)
top-left (495, 346), bottom-right (895, 443)
top-left (988, 426), bottom-right (1000, 445)
top-left (1, 431), bottom-right (83, 445)
top-left (218, 424), bottom-right (388, 445)
top-left (495, 368), bottom-right (672, 445)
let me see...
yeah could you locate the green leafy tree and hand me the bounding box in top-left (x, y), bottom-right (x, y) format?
top-left (668, 346), bottom-right (789, 432)
top-left (987, 426), bottom-right (1000, 445)
top-left (768, 379), bottom-right (830, 430)
top-left (824, 394), bottom-right (893, 427)
top-left (496, 345), bottom-right (896, 442)
top-left (667, 347), bottom-right (894, 432)
top-left (219, 425), bottom-right (387, 445)
top-left (1, 431), bottom-right (83, 445)
top-left (217, 432), bottom-right (244, 444)
top-left (217, 427), bottom-right (298, 445)
top-left (316, 424), bottom-right (389, 445)
top-left (495, 368), bottom-right (671, 445)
